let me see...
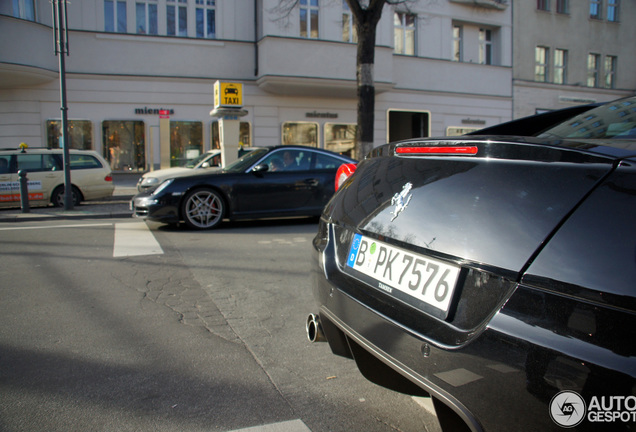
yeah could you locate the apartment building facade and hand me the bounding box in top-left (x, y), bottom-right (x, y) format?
top-left (513, 0), bottom-right (635, 118)
top-left (3, 1), bottom-right (633, 172)
top-left (0, 0), bottom-right (516, 170)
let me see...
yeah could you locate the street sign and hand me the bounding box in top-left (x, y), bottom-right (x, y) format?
top-left (214, 81), bottom-right (243, 109)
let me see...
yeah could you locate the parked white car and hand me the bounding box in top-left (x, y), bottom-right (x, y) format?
top-left (0, 147), bottom-right (114, 208)
top-left (137, 148), bottom-right (254, 191)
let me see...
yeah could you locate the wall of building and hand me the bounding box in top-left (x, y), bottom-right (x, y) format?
top-left (1, 0), bottom-right (518, 169)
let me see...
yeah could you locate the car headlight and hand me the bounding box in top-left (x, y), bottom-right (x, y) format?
top-left (141, 177), bottom-right (160, 187)
top-left (152, 179), bottom-right (174, 196)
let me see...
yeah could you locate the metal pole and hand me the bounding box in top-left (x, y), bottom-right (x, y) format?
top-left (53, 0), bottom-right (73, 210)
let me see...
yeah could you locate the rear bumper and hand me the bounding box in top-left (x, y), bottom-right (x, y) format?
top-left (310, 222), bottom-right (636, 432)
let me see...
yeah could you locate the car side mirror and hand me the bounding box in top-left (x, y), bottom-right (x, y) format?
top-left (201, 162), bottom-right (210, 168)
top-left (252, 164), bottom-right (269, 173)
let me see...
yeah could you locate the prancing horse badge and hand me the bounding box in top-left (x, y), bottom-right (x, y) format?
top-left (390, 182), bottom-right (413, 221)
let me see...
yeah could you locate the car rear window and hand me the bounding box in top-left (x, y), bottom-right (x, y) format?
top-left (70, 154), bottom-right (103, 170)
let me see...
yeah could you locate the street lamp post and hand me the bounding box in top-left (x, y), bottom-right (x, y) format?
top-left (52, 0), bottom-right (73, 210)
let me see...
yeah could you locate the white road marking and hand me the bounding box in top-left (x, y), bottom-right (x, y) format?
top-left (0, 223), bottom-right (113, 231)
top-left (113, 221), bottom-right (163, 257)
top-left (228, 419), bottom-right (311, 432)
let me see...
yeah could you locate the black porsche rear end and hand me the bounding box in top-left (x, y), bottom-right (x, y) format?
top-left (310, 137), bottom-right (636, 431)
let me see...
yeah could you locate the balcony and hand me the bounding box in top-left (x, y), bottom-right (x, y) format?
top-left (256, 36), bottom-right (394, 98)
top-left (0, 16), bottom-right (58, 88)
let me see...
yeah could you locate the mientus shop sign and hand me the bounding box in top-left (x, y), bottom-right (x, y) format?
top-left (134, 107), bottom-right (175, 115)
top-left (550, 391), bottom-right (636, 428)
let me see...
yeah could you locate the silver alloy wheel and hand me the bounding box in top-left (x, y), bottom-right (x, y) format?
top-left (182, 188), bottom-right (224, 229)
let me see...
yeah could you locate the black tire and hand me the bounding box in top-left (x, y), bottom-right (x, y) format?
top-left (51, 185), bottom-right (82, 207)
top-left (181, 187), bottom-right (225, 229)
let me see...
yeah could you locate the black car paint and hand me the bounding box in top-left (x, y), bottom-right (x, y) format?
top-left (311, 119), bottom-right (636, 430)
top-left (132, 146), bottom-right (356, 227)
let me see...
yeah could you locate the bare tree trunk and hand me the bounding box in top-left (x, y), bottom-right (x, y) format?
top-left (347, 0), bottom-right (386, 159)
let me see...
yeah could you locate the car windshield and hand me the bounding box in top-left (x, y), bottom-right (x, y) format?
top-left (538, 97), bottom-right (636, 140)
top-left (184, 152), bottom-right (212, 168)
top-left (223, 148), bottom-right (269, 173)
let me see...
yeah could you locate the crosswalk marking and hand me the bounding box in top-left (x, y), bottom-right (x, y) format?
top-left (113, 221), bottom-right (163, 257)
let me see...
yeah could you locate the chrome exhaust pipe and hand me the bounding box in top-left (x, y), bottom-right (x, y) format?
top-left (306, 313), bottom-right (327, 343)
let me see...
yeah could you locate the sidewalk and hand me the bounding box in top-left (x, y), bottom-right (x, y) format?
top-left (0, 173), bottom-right (140, 223)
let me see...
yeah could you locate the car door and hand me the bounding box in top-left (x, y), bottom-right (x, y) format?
top-left (0, 154), bottom-right (17, 208)
top-left (15, 153), bottom-right (62, 205)
top-left (233, 149), bottom-right (322, 217)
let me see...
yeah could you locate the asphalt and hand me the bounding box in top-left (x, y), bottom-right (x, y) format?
top-left (0, 172), bottom-right (141, 223)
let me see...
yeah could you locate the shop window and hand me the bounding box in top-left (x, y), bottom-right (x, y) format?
top-left (103, 120), bottom-right (145, 171)
top-left (46, 120), bottom-right (93, 150)
top-left (387, 110), bottom-right (430, 142)
top-left (446, 127), bottom-right (479, 136)
top-left (282, 122), bottom-right (318, 147)
top-left (211, 121), bottom-right (251, 150)
top-left (325, 123), bottom-right (356, 157)
top-left (170, 121), bottom-right (202, 167)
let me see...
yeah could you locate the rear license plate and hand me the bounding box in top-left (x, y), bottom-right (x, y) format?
top-left (346, 234), bottom-right (460, 317)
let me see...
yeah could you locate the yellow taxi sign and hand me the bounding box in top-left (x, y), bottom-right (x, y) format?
top-left (214, 81), bottom-right (243, 108)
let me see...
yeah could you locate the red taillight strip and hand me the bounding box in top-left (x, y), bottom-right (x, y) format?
top-left (396, 145), bottom-right (478, 155)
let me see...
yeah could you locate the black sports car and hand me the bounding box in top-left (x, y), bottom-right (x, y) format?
top-left (309, 97), bottom-right (636, 432)
top-left (131, 145), bottom-right (356, 229)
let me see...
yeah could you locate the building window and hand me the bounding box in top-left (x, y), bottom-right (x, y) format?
top-left (211, 121), bottom-right (251, 149)
top-left (342, 0), bottom-right (357, 43)
top-left (537, 0), bottom-right (550, 11)
top-left (300, 0), bottom-right (319, 39)
top-left (167, 0), bottom-right (187, 37)
top-left (556, 0), bottom-right (569, 14)
top-left (105, 0), bottom-right (127, 33)
top-left (479, 29), bottom-right (493, 65)
top-left (587, 53), bottom-right (601, 87)
top-left (604, 55), bottom-right (617, 89)
top-left (394, 12), bottom-right (416, 56)
top-left (196, 0), bottom-right (216, 39)
top-left (554, 49), bottom-right (568, 84)
top-left (282, 122), bottom-right (318, 147)
top-left (325, 123), bottom-right (356, 157)
top-left (590, 0), bottom-right (602, 19)
top-left (452, 25), bottom-right (463, 62)
top-left (535, 46), bottom-right (549, 82)
top-left (136, 0), bottom-right (158, 35)
top-left (170, 121), bottom-right (203, 167)
top-left (12, 0), bottom-right (35, 20)
top-left (46, 120), bottom-right (93, 150)
top-left (607, 0), bottom-right (619, 22)
top-left (103, 121), bottom-right (145, 171)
